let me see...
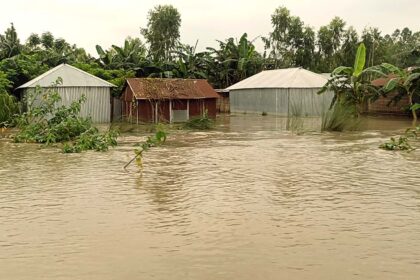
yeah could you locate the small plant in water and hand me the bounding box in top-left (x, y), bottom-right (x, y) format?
top-left (379, 136), bottom-right (413, 151)
top-left (380, 126), bottom-right (419, 151)
top-left (124, 124), bottom-right (167, 170)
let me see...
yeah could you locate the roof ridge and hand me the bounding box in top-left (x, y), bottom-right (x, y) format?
top-left (17, 63), bottom-right (115, 89)
top-left (17, 64), bottom-right (65, 89)
top-left (64, 64), bottom-right (115, 87)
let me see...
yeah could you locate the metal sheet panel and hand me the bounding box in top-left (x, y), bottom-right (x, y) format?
top-left (230, 88), bottom-right (333, 117)
top-left (24, 87), bottom-right (111, 123)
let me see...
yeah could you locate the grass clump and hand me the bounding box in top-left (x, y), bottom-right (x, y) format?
top-left (13, 80), bottom-right (118, 153)
top-left (183, 111), bottom-right (214, 130)
top-left (0, 93), bottom-right (19, 127)
top-left (321, 104), bottom-right (360, 132)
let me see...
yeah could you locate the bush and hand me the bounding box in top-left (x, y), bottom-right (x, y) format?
top-left (0, 93), bottom-right (19, 127)
top-left (321, 103), bottom-right (360, 132)
top-left (13, 80), bottom-right (118, 153)
top-left (62, 128), bottom-right (118, 153)
top-left (184, 111), bottom-right (214, 130)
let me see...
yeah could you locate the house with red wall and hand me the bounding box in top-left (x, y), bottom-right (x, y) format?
top-left (121, 78), bottom-right (219, 123)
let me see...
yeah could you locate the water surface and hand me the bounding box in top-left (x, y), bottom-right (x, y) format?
top-left (1, 115), bottom-right (420, 279)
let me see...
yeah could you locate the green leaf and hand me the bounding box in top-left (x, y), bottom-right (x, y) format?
top-left (353, 43), bottom-right (366, 77)
top-left (411, 103), bottom-right (420, 111)
top-left (404, 73), bottom-right (420, 87)
top-left (383, 78), bottom-right (399, 92)
top-left (332, 66), bottom-right (353, 75)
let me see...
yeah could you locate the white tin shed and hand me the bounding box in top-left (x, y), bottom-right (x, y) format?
top-left (227, 68), bottom-right (334, 116)
top-left (17, 64), bottom-right (115, 123)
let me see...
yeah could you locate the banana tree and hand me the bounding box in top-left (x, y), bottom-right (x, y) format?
top-left (318, 43), bottom-right (379, 116)
top-left (377, 64), bottom-right (420, 123)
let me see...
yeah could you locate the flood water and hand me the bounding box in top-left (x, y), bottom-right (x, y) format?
top-left (1, 115), bottom-right (420, 280)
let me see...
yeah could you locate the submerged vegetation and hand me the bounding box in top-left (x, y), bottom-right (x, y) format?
top-left (321, 104), bottom-right (360, 132)
top-left (124, 125), bottom-right (167, 170)
top-left (13, 80), bottom-right (118, 153)
top-left (380, 126), bottom-right (419, 151)
top-left (183, 111), bottom-right (214, 130)
top-left (0, 92), bottom-right (19, 127)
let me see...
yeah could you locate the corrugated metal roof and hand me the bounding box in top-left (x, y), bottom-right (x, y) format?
top-left (226, 68), bottom-right (328, 90)
top-left (126, 78), bottom-right (219, 100)
top-left (17, 64), bottom-right (115, 89)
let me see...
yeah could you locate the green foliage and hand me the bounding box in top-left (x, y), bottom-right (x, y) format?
top-left (353, 43), bottom-right (366, 77)
top-left (318, 43), bottom-right (381, 115)
top-left (0, 23), bottom-right (21, 59)
top-left (141, 5), bottom-right (181, 62)
top-left (380, 136), bottom-right (414, 151)
top-left (73, 62), bottom-right (135, 96)
top-left (124, 125), bottom-right (167, 170)
top-left (62, 128), bottom-right (118, 153)
top-left (183, 112), bottom-right (214, 130)
top-left (321, 103), bottom-right (360, 132)
top-left (373, 65), bottom-right (420, 123)
top-left (13, 81), bottom-right (118, 153)
top-left (380, 126), bottom-right (419, 151)
top-left (206, 33), bottom-right (263, 88)
top-left (0, 92), bottom-right (19, 127)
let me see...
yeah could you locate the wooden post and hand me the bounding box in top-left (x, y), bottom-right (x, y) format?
top-left (169, 99), bottom-right (173, 123)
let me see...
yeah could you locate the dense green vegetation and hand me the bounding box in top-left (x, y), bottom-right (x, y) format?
top-left (0, 5), bottom-right (418, 98)
top-left (13, 81), bottom-right (118, 153)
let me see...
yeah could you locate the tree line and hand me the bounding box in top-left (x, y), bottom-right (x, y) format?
top-left (0, 5), bottom-right (418, 97)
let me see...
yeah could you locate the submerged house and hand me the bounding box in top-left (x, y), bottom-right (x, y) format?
top-left (369, 75), bottom-right (410, 115)
top-left (121, 78), bottom-right (219, 123)
top-left (227, 68), bottom-right (334, 116)
top-left (215, 89), bottom-right (230, 113)
top-left (17, 64), bottom-right (115, 123)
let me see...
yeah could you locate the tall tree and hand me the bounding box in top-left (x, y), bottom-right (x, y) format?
top-left (0, 23), bottom-right (21, 59)
top-left (316, 17), bottom-right (346, 72)
top-left (141, 5), bottom-right (181, 63)
top-left (263, 6), bottom-right (309, 68)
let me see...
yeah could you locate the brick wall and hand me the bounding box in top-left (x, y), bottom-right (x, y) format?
top-left (368, 91), bottom-right (410, 115)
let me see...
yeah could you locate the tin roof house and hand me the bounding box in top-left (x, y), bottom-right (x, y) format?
top-left (17, 64), bottom-right (115, 123)
top-left (227, 68), bottom-right (334, 116)
top-left (121, 78), bottom-right (219, 123)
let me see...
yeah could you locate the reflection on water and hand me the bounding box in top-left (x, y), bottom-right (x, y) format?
top-left (1, 115), bottom-right (420, 280)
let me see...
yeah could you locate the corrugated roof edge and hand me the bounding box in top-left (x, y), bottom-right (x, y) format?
top-left (16, 63), bottom-right (116, 89)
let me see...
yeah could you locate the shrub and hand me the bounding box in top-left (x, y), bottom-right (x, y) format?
top-left (0, 93), bottom-right (19, 127)
top-left (321, 103), bottom-right (360, 132)
top-left (13, 80), bottom-right (118, 153)
top-left (184, 111), bottom-right (214, 130)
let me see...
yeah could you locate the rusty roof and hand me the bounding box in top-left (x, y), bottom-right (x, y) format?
top-left (371, 74), bottom-right (399, 87)
top-left (126, 78), bottom-right (219, 100)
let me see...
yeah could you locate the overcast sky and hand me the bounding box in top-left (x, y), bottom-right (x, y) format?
top-left (1, 0), bottom-right (419, 56)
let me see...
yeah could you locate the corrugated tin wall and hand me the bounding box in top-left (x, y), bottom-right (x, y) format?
top-left (24, 87), bottom-right (111, 123)
top-left (230, 88), bottom-right (334, 116)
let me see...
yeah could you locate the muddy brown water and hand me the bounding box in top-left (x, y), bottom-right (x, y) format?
top-left (1, 115), bottom-right (420, 280)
